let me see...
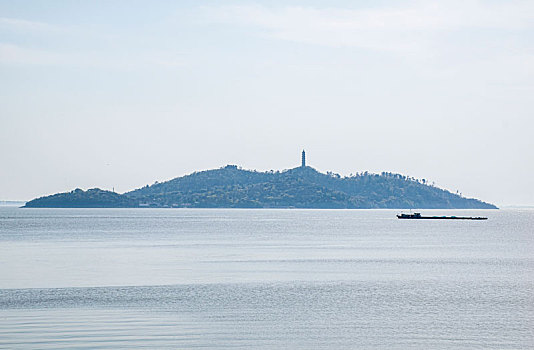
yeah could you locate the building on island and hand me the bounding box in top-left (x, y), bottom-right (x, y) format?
top-left (301, 150), bottom-right (306, 168)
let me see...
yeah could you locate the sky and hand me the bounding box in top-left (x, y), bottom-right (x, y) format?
top-left (1, 0), bottom-right (533, 206)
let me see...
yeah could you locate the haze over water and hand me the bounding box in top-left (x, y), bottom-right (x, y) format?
top-left (0, 207), bottom-right (533, 349)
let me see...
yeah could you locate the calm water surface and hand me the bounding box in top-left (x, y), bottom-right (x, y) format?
top-left (0, 208), bottom-right (533, 349)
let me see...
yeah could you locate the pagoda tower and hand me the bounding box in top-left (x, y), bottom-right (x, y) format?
top-left (301, 150), bottom-right (306, 168)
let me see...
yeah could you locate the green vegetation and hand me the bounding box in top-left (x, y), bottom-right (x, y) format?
top-left (24, 165), bottom-right (497, 209)
top-left (24, 188), bottom-right (137, 208)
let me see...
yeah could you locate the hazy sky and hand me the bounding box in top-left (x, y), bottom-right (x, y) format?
top-left (1, 0), bottom-right (533, 206)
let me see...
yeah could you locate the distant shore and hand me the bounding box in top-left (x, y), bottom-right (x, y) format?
top-left (0, 201), bottom-right (26, 207)
top-left (23, 165), bottom-right (497, 210)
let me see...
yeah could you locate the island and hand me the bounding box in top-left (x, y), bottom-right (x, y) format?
top-left (24, 152), bottom-right (497, 209)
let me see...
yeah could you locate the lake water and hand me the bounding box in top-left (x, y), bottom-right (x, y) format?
top-left (0, 207), bottom-right (533, 349)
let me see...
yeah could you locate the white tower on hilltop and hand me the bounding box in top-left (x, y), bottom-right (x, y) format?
top-left (301, 150), bottom-right (306, 168)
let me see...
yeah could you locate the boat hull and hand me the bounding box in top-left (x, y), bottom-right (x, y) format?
top-left (397, 215), bottom-right (487, 220)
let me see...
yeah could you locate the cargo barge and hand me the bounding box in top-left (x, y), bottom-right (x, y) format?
top-left (397, 213), bottom-right (487, 220)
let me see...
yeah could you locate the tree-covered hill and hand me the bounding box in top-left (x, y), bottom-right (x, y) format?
top-left (24, 188), bottom-right (137, 208)
top-left (24, 165), bottom-right (497, 209)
